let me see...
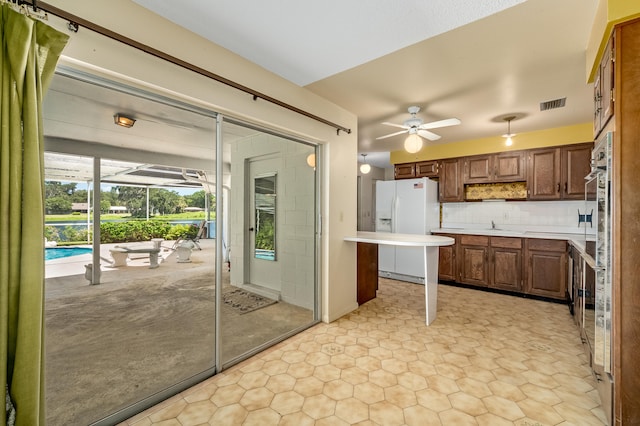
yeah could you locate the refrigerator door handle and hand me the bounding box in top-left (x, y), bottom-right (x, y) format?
top-left (392, 196), bottom-right (398, 233)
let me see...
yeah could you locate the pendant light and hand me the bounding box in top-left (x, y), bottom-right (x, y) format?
top-left (502, 116), bottom-right (516, 146)
top-left (359, 154), bottom-right (371, 174)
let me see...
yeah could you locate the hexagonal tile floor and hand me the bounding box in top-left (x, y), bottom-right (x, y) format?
top-left (121, 279), bottom-right (607, 425)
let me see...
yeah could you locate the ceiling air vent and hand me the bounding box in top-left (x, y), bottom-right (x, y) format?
top-left (540, 97), bottom-right (566, 111)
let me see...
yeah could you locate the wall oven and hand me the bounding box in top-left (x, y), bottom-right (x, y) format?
top-left (584, 131), bottom-right (612, 374)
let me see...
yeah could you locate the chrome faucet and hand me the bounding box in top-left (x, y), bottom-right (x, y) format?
top-left (491, 220), bottom-right (496, 229)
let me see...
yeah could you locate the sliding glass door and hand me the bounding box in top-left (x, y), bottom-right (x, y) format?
top-left (43, 71), bottom-right (320, 425)
top-left (221, 120), bottom-right (318, 366)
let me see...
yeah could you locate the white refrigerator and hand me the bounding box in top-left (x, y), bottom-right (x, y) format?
top-left (375, 177), bottom-right (439, 284)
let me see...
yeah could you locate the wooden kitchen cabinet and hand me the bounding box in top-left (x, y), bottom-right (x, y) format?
top-left (594, 34), bottom-right (615, 138)
top-left (394, 162), bottom-right (416, 180)
top-left (438, 158), bottom-right (464, 202)
top-left (463, 155), bottom-right (493, 183)
top-left (527, 147), bottom-right (562, 200)
top-left (458, 235), bottom-right (489, 286)
top-left (464, 151), bottom-right (526, 184)
top-left (490, 237), bottom-right (522, 292)
top-left (495, 151), bottom-right (526, 182)
top-left (525, 238), bottom-right (567, 299)
top-left (528, 144), bottom-right (592, 200)
top-left (435, 234), bottom-right (457, 282)
top-left (562, 143), bottom-right (593, 199)
top-left (415, 160), bottom-right (439, 178)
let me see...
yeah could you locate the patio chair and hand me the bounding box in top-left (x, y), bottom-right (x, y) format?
top-left (173, 220), bottom-right (205, 250)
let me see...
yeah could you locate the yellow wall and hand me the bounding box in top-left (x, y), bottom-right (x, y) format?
top-left (390, 122), bottom-right (592, 163)
top-left (586, 0), bottom-right (640, 82)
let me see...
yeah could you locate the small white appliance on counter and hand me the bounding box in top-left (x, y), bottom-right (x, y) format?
top-left (375, 177), bottom-right (439, 284)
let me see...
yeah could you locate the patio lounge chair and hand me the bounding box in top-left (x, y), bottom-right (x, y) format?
top-left (173, 220), bottom-right (206, 250)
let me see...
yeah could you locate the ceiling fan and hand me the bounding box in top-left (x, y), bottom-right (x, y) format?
top-left (376, 106), bottom-right (461, 142)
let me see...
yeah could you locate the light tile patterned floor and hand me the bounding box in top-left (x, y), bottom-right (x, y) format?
top-left (122, 279), bottom-right (607, 425)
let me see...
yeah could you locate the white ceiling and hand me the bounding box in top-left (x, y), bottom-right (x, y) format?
top-left (130, 0), bottom-right (599, 169)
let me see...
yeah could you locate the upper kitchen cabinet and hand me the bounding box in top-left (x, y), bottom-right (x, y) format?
top-left (527, 143), bottom-right (592, 200)
top-left (527, 147), bottom-right (561, 200)
top-left (415, 160), bottom-right (439, 178)
top-left (439, 158), bottom-right (464, 202)
top-left (463, 151), bottom-right (526, 184)
top-left (394, 162), bottom-right (416, 180)
top-left (562, 143), bottom-right (593, 199)
top-left (594, 34), bottom-right (615, 138)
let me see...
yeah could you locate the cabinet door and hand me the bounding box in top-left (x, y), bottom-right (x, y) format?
top-left (490, 237), bottom-right (522, 291)
top-left (464, 155), bottom-right (493, 183)
top-left (494, 151), bottom-right (526, 182)
top-left (525, 239), bottom-right (567, 299)
top-left (458, 235), bottom-right (489, 286)
top-left (527, 148), bottom-right (561, 200)
top-left (357, 242), bottom-right (378, 305)
top-left (593, 66), bottom-right (602, 137)
top-left (394, 163), bottom-right (416, 180)
top-left (562, 143), bottom-right (593, 199)
top-left (600, 35), bottom-right (614, 132)
top-left (436, 234), bottom-right (457, 282)
top-left (439, 158), bottom-right (464, 202)
top-left (416, 160), bottom-right (439, 178)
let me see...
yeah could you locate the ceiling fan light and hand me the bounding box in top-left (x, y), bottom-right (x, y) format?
top-left (404, 133), bottom-right (423, 153)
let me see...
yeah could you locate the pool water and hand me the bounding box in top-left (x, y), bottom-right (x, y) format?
top-left (45, 247), bottom-right (92, 261)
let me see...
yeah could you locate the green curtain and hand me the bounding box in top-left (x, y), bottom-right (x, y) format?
top-left (0, 5), bottom-right (67, 426)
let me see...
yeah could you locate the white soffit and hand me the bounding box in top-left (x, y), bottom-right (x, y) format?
top-left (132, 0), bottom-right (526, 86)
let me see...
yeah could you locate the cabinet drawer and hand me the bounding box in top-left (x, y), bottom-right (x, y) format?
top-left (491, 236), bottom-right (522, 249)
top-left (460, 235), bottom-right (489, 246)
top-left (527, 238), bottom-right (566, 252)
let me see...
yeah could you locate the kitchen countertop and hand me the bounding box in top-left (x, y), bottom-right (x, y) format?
top-left (345, 231), bottom-right (454, 247)
top-left (431, 227), bottom-right (594, 242)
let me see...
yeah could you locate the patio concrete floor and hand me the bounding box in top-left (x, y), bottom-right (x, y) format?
top-left (44, 239), bottom-right (313, 426)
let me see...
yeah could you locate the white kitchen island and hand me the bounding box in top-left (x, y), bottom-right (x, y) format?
top-left (345, 231), bottom-right (454, 326)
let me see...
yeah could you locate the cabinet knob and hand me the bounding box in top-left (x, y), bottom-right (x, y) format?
top-left (557, 183), bottom-right (560, 193)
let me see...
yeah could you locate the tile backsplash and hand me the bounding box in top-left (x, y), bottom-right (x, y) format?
top-left (441, 200), bottom-right (595, 235)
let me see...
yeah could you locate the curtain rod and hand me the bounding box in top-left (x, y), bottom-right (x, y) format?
top-left (23, 0), bottom-right (352, 135)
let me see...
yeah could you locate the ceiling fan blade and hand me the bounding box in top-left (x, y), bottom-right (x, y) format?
top-left (418, 129), bottom-right (441, 141)
top-left (419, 118), bottom-right (461, 130)
top-left (376, 129), bottom-right (409, 140)
top-left (381, 121), bottom-right (410, 130)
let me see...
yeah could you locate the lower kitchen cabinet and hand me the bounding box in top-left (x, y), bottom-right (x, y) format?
top-left (525, 238), bottom-right (568, 299)
top-left (435, 233), bottom-right (566, 301)
top-left (437, 234), bottom-right (457, 282)
top-left (490, 237), bottom-right (523, 292)
top-left (458, 235), bottom-right (489, 286)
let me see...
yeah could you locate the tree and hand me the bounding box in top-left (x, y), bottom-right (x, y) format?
top-left (114, 186), bottom-right (147, 217)
top-left (45, 196), bottom-right (72, 214)
top-left (100, 199), bottom-right (111, 214)
top-left (149, 188), bottom-right (181, 215)
top-left (71, 189), bottom-right (88, 203)
top-left (185, 190), bottom-right (216, 212)
top-left (45, 181), bottom-right (78, 198)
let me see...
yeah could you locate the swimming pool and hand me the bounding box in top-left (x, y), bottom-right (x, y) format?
top-left (45, 247), bottom-right (92, 261)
